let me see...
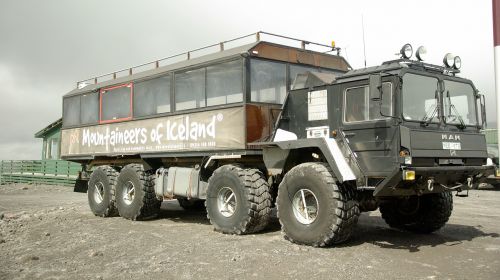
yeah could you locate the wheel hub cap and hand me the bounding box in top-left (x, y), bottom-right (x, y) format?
top-left (217, 187), bottom-right (236, 217)
top-left (93, 182), bottom-right (105, 204)
top-left (123, 181), bottom-right (135, 205)
top-left (292, 189), bottom-right (319, 225)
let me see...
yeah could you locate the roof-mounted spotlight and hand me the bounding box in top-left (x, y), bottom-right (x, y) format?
top-left (453, 56), bottom-right (461, 69)
top-left (415, 46), bottom-right (427, 61)
top-left (400, 43), bottom-right (413, 59)
top-left (443, 53), bottom-right (455, 68)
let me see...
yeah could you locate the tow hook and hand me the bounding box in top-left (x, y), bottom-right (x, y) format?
top-left (467, 177), bottom-right (473, 187)
top-left (427, 179), bottom-right (434, 191)
top-left (456, 177), bottom-right (472, 198)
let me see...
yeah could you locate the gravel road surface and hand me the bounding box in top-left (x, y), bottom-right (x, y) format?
top-left (0, 184), bottom-right (499, 279)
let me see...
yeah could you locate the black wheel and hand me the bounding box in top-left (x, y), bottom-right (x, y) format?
top-left (115, 164), bottom-right (161, 220)
top-left (277, 162), bottom-right (360, 247)
top-left (206, 165), bottom-right (272, 234)
top-left (87, 166), bottom-right (118, 217)
top-left (380, 192), bottom-right (453, 233)
top-left (177, 198), bottom-right (205, 211)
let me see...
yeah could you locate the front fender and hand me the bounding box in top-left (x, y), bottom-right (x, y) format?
top-left (261, 138), bottom-right (356, 183)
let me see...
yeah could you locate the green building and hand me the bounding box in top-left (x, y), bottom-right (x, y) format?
top-left (34, 118), bottom-right (62, 160)
top-left (0, 118), bottom-right (80, 186)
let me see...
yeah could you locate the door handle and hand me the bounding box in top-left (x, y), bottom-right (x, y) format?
top-left (344, 132), bottom-right (355, 137)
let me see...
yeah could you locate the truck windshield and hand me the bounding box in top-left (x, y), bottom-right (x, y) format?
top-left (443, 80), bottom-right (477, 126)
top-left (402, 73), bottom-right (439, 122)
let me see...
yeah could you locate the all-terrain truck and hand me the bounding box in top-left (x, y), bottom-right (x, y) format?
top-left (61, 32), bottom-right (496, 247)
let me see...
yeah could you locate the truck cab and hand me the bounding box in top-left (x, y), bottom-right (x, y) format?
top-left (262, 45), bottom-right (495, 246)
top-left (270, 50), bottom-right (492, 197)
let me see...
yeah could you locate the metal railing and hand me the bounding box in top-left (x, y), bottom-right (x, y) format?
top-left (0, 160), bottom-right (81, 187)
top-left (76, 31), bottom-right (340, 88)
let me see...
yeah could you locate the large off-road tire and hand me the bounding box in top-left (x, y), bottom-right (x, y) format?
top-left (115, 164), bottom-right (161, 220)
top-left (177, 198), bottom-right (205, 211)
top-left (277, 162), bottom-right (360, 247)
top-left (87, 165), bottom-right (118, 217)
top-left (206, 165), bottom-right (272, 234)
top-left (380, 192), bottom-right (453, 233)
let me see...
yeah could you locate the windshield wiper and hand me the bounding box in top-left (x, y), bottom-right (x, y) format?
top-left (448, 104), bottom-right (466, 129)
top-left (445, 90), bottom-right (466, 129)
top-left (420, 89), bottom-right (439, 126)
top-left (420, 104), bottom-right (437, 126)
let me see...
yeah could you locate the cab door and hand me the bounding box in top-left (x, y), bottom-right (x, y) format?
top-left (339, 78), bottom-right (399, 178)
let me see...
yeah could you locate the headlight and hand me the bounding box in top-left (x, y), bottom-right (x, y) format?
top-left (400, 44), bottom-right (413, 59)
top-left (453, 56), bottom-right (461, 69)
top-left (443, 53), bottom-right (455, 68)
top-left (416, 46), bottom-right (427, 61)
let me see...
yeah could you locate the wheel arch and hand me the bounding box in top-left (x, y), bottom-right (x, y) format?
top-left (262, 138), bottom-right (357, 183)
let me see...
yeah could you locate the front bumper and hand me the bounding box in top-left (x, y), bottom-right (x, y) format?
top-left (374, 165), bottom-right (495, 197)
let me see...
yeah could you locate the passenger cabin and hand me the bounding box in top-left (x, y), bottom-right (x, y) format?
top-left (60, 32), bottom-right (351, 165)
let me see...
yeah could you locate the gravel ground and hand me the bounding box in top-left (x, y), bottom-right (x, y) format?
top-left (0, 183), bottom-right (499, 280)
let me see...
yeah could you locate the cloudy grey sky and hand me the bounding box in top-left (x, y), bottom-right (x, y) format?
top-left (0, 0), bottom-right (496, 160)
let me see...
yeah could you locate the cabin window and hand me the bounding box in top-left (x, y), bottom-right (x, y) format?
top-left (63, 95), bottom-right (81, 126)
top-left (175, 68), bottom-right (205, 111)
top-left (100, 83), bottom-right (133, 123)
top-left (80, 92), bottom-right (99, 124)
top-left (250, 59), bottom-right (286, 104)
top-left (289, 65), bottom-right (317, 88)
top-left (134, 75), bottom-right (171, 117)
top-left (206, 60), bottom-right (243, 106)
top-left (344, 83), bottom-right (392, 123)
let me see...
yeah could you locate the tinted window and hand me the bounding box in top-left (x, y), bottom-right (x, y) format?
top-left (250, 59), bottom-right (286, 104)
top-left (80, 92), bottom-right (99, 124)
top-left (134, 75), bottom-right (171, 117)
top-left (175, 69), bottom-right (205, 111)
top-left (206, 60), bottom-right (243, 106)
top-left (289, 65), bottom-right (317, 88)
top-left (402, 74), bottom-right (439, 122)
top-left (344, 87), bottom-right (367, 122)
top-left (443, 80), bottom-right (476, 126)
top-left (344, 83), bottom-right (392, 123)
top-left (101, 84), bottom-right (132, 122)
top-left (63, 95), bottom-right (80, 126)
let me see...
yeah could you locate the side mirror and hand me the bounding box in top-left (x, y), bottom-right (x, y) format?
top-left (478, 94), bottom-right (487, 128)
top-left (369, 74), bottom-right (382, 101)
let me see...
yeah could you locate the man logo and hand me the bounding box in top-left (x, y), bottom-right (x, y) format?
top-left (442, 134), bottom-right (461, 141)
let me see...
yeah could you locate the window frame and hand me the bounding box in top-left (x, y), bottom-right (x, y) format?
top-left (62, 95), bottom-right (81, 127)
top-left (442, 79), bottom-right (478, 127)
top-left (401, 72), bottom-right (441, 124)
top-left (343, 82), bottom-right (393, 124)
top-left (205, 59), bottom-right (244, 107)
top-left (80, 91), bottom-right (99, 125)
top-left (99, 82), bottom-right (134, 124)
top-left (133, 74), bottom-right (172, 118)
top-left (248, 58), bottom-right (288, 105)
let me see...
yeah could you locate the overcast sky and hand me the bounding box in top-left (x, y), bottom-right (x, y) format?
top-left (0, 0), bottom-right (496, 160)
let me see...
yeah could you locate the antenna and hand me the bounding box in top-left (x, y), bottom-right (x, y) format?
top-left (362, 15), bottom-right (367, 68)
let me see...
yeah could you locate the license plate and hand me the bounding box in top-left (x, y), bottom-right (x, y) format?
top-left (442, 142), bottom-right (461, 150)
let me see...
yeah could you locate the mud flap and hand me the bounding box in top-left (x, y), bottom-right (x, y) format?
top-left (73, 179), bottom-right (89, 193)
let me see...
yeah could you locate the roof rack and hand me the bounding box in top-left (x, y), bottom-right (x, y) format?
top-left (76, 31), bottom-right (341, 88)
